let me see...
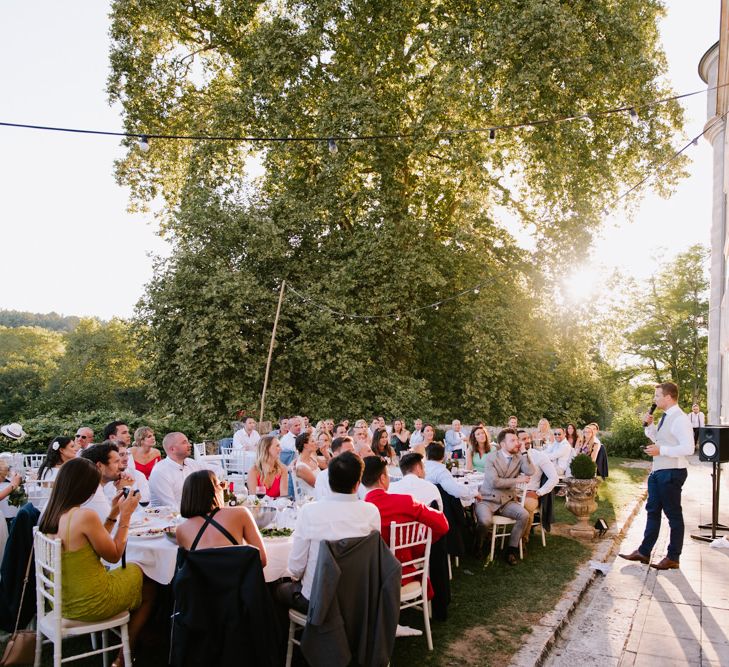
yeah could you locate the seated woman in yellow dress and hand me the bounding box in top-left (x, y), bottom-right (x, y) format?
top-left (38, 457), bottom-right (157, 667)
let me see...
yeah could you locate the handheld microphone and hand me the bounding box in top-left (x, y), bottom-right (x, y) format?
top-left (643, 403), bottom-right (657, 427)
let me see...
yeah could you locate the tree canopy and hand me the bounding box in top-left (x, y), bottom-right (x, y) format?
top-left (106, 0), bottom-right (686, 428)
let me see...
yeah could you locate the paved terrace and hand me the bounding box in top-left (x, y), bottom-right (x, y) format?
top-left (545, 457), bottom-right (729, 666)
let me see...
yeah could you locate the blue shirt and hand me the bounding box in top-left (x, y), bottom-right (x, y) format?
top-left (444, 429), bottom-right (465, 454)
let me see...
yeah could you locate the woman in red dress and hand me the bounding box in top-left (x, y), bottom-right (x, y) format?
top-left (130, 427), bottom-right (161, 479)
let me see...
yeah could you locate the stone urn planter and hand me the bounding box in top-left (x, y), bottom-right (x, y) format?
top-left (564, 453), bottom-right (600, 539)
top-left (565, 477), bottom-right (599, 539)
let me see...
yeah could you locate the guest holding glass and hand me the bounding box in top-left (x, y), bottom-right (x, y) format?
top-left (390, 419), bottom-right (410, 456)
top-left (38, 457), bottom-right (157, 667)
top-left (177, 470), bottom-right (267, 564)
top-left (130, 427), bottom-right (161, 480)
top-left (466, 426), bottom-right (493, 473)
top-left (246, 436), bottom-right (288, 498)
top-left (37, 436), bottom-right (80, 482)
top-left (535, 418), bottom-right (554, 448)
top-left (316, 430), bottom-right (333, 468)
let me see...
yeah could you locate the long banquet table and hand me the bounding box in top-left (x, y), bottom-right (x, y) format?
top-left (116, 507), bottom-right (294, 584)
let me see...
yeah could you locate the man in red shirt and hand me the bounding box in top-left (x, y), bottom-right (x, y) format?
top-left (362, 457), bottom-right (449, 573)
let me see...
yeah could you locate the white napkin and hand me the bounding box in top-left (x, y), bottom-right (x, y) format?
top-left (709, 536), bottom-right (729, 549)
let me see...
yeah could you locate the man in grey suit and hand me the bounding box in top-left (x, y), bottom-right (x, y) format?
top-left (475, 428), bottom-right (534, 565)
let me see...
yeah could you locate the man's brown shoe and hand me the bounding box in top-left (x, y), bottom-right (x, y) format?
top-left (650, 557), bottom-right (679, 570)
top-left (618, 550), bottom-right (650, 565)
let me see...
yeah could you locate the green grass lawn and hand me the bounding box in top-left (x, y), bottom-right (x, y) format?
top-left (391, 457), bottom-right (649, 666)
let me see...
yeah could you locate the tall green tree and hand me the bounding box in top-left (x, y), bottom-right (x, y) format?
top-left (41, 318), bottom-right (151, 415)
top-left (0, 326), bottom-right (65, 421)
top-left (623, 245), bottom-right (709, 407)
top-left (108, 0), bottom-right (684, 426)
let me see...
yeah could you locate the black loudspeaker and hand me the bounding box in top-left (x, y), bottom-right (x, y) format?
top-left (698, 426), bottom-right (729, 463)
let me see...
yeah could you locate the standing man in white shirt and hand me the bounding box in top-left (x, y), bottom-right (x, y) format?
top-left (689, 403), bottom-right (705, 444)
top-left (389, 452), bottom-right (443, 511)
top-left (148, 432), bottom-right (202, 509)
top-left (545, 427), bottom-right (572, 475)
top-left (232, 416), bottom-right (261, 450)
top-left (619, 382), bottom-right (694, 570)
top-left (444, 420), bottom-right (467, 459)
top-left (279, 452), bottom-right (380, 613)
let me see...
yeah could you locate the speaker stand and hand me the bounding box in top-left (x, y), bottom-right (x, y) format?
top-left (691, 462), bottom-right (725, 543)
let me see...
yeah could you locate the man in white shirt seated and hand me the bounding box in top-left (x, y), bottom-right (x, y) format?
top-left (232, 416), bottom-right (261, 450)
top-left (517, 430), bottom-right (558, 536)
top-left (424, 442), bottom-right (478, 502)
top-left (105, 443), bottom-right (150, 504)
top-left (278, 451), bottom-right (380, 613)
top-left (388, 452), bottom-right (443, 511)
top-left (148, 432), bottom-right (203, 509)
top-left (545, 427), bottom-right (572, 475)
top-left (410, 419), bottom-right (424, 446)
top-left (279, 416), bottom-right (303, 457)
top-left (80, 441), bottom-right (134, 522)
top-left (314, 436), bottom-right (355, 500)
top-left (74, 426), bottom-right (95, 456)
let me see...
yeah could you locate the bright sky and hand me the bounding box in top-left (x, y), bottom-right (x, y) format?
top-left (0, 1), bottom-right (721, 319)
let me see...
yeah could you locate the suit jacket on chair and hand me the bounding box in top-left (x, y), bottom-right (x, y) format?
top-left (478, 451), bottom-right (534, 509)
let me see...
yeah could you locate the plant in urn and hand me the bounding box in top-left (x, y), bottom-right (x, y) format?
top-left (565, 454), bottom-right (600, 539)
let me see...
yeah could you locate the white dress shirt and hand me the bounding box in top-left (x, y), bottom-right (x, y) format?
top-left (525, 448), bottom-right (558, 496)
top-left (232, 429), bottom-right (261, 450)
top-left (388, 473), bottom-right (443, 511)
top-left (279, 432), bottom-right (297, 452)
top-left (689, 411), bottom-right (705, 428)
top-left (148, 457), bottom-right (203, 509)
top-left (313, 469), bottom-right (331, 500)
top-left (104, 468), bottom-right (150, 504)
top-left (545, 439), bottom-right (572, 475)
top-left (410, 429), bottom-right (424, 445)
top-left (288, 493), bottom-right (380, 599)
top-left (82, 485), bottom-right (112, 522)
top-left (424, 460), bottom-right (470, 500)
top-left (644, 404), bottom-right (695, 471)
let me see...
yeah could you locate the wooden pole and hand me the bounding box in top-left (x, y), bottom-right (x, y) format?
top-left (259, 280), bottom-right (286, 425)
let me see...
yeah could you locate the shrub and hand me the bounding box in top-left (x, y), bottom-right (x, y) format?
top-left (601, 411), bottom-right (649, 459)
top-left (570, 453), bottom-right (597, 479)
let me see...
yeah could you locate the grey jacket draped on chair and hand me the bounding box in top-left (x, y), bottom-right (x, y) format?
top-left (301, 530), bottom-right (401, 667)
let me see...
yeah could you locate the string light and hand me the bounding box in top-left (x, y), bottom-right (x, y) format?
top-left (285, 113), bottom-right (722, 324)
top-left (328, 138), bottom-right (338, 155)
top-left (138, 135), bottom-right (150, 152)
top-left (0, 83), bottom-right (725, 148)
top-left (629, 108), bottom-right (639, 126)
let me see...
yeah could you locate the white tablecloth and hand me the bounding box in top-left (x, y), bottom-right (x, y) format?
top-left (122, 527), bottom-right (293, 584)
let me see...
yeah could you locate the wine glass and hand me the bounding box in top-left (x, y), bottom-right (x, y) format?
top-left (256, 484), bottom-right (266, 500)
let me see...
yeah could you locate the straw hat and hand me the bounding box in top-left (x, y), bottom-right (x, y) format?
top-left (0, 423), bottom-right (27, 440)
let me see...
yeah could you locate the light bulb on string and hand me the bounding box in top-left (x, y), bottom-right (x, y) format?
top-left (434, 305), bottom-right (440, 311)
top-left (488, 129), bottom-right (496, 143)
top-left (473, 288), bottom-right (480, 295)
top-left (629, 108), bottom-right (639, 126)
top-left (138, 135), bottom-right (150, 152)
top-left (328, 138), bottom-right (338, 155)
